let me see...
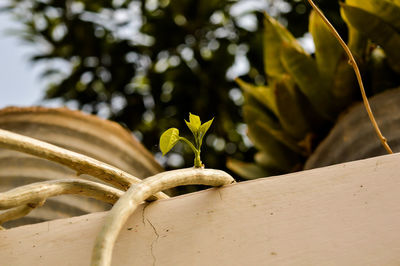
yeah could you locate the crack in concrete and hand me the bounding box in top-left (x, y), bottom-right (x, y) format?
top-left (217, 189), bottom-right (223, 201)
top-left (146, 218), bottom-right (159, 266)
top-left (142, 203), bottom-right (158, 266)
top-left (141, 203), bottom-right (149, 226)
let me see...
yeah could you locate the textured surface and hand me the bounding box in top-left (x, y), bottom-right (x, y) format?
top-left (0, 107), bottom-right (163, 227)
top-left (1, 153), bottom-right (400, 265)
top-left (305, 87), bottom-right (400, 169)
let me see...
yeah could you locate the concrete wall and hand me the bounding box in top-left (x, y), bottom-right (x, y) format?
top-left (1, 153), bottom-right (400, 265)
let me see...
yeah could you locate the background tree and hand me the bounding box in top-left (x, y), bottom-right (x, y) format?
top-left (1, 0), bottom-right (342, 173)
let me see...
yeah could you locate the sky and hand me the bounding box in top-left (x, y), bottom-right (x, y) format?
top-left (0, 12), bottom-right (46, 109)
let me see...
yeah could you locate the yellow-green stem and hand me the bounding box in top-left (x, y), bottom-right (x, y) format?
top-left (179, 137), bottom-right (203, 167)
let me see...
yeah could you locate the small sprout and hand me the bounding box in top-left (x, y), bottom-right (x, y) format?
top-left (159, 128), bottom-right (180, 155)
top-left (159, 113), bottom-right (214, 168)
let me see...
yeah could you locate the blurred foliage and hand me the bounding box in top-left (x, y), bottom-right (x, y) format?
top-left (230, 0), bottom-right (400, 179)
top-left (1, 0), bottom-right (342, 174)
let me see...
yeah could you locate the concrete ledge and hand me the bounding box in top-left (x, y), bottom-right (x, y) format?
top-left (1, 153), bottom-right (400, 265)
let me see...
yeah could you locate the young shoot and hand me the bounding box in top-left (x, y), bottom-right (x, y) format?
top-left (159, 113), bottom-right (214, 168)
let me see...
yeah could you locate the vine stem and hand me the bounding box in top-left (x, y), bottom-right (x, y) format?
top-left (305, 0), bottom-right (393, 154)
top-left (0, 128), bottom-right (169, 200)
top-left (0, 201), bottom-right (45, 225)
top-left (0, 179), bottom-right (125, 210)
top-left (91, 168), bottom-right (235, 266)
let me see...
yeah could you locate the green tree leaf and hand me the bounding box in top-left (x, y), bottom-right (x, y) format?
top-left (199, 118), bottom-right (214, 140)
top-left (341, 3), bottom-right (400, 73)
top-left (185, 113), bottom-right (202, 139)
top-left (185, 113), bottom-right (203, 147)
top-left (226, 158), bottom-right (273, 180)
top-left (309, 10), bottom-right (343, 81)
top-left (263, 14), bottom-right (301, 79)
top-left (235, 78), bottom-right (278, 115)
top-left (346, 0), bottom-right (400, 32)
top-left (272, 75), bottom-right (310, 140)
top-left (280, 42), bottom-right (336, 119)
top-left (159, 128), bottom-right (180, 155)
top-left (189, 113), bottom-right (201, 131)
top-left (185, 120), bottom-right (197, 137)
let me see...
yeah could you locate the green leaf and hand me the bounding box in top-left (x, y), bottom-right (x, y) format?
top-left (263, 14), bottom-right (302, 79)
top-left (199, 117), bottom-right (214, 140)
top-left (243, 104), bottom-right (305, 155)
top-left (272, 75), bottom-right (310, 140)
top-left (235, 78), bottom-right (278, 115)
top-left (254, 152), bottom-right (286, 171)
top-left (341, 11), bottom-right (368, 60)
top-left (346, 0), bottom-right (400, 31)
top-left (185, 113), bottom-right (202, 140)
top-left (227, 158), bottom-right (275, 180)
top-left (242, 101), bottom-right (302, 170)
top-left (369, 47), bottom-right (399, 94)
top-left (331, 57), bottom-right (357, 107)
top-left (189, 113), bottom-right (201, 131)
top-left (280, 42), bottom-right (336, 119)
top-left (341, 3), bottom-right (400, 73)
top-left (309, 10), bottom-right (343, 80)
top-left (185, 120), bottom-right (197, 137)
top-left (159, 128), bottom-right (180, 155)
top-left (393, 0), bottom-right (400, 7)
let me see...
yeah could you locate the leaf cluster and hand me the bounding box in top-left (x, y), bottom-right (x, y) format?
top-left (230, 0), bottom-right (400, 179)
top-left (160, 113), bottom-right (213, 168)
